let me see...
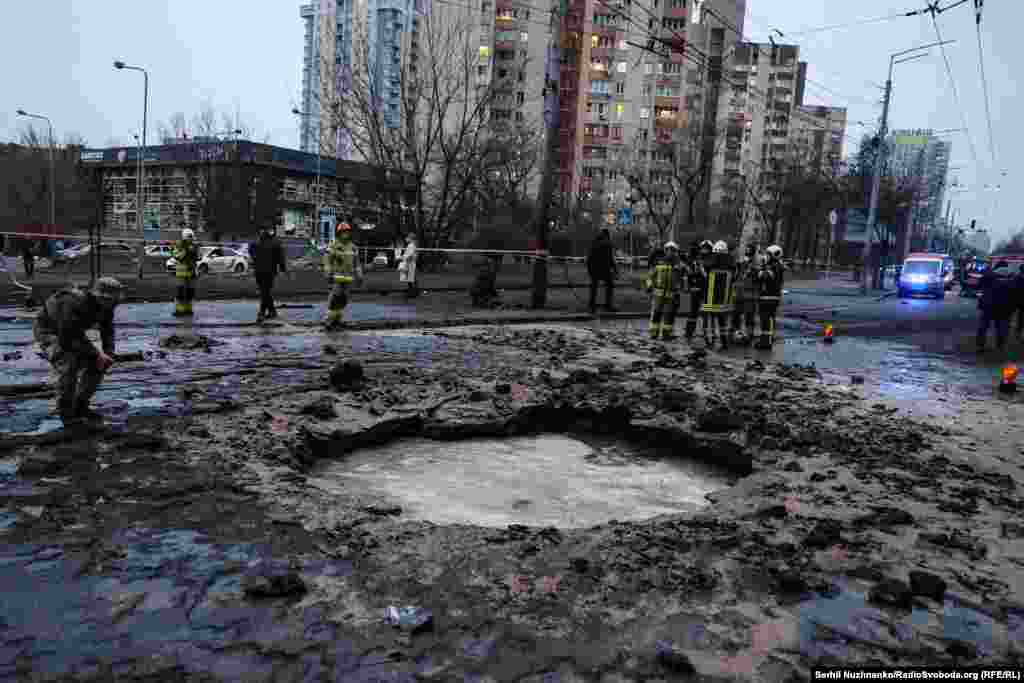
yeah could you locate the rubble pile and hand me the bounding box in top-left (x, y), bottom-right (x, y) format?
top-left (0, 322), bottom-right (1022, 679)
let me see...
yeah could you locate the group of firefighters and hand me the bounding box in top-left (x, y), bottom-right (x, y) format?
top-left (30, 221), bottom-right (784, 427)
top-left (645, 239), bottom-right (786, 350)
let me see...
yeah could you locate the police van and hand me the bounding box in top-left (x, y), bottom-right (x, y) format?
top-left (897, 253), bottom-right (954, 299)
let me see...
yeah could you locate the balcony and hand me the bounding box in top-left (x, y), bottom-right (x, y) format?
top-left (666, 6), bottom-right (687, 18)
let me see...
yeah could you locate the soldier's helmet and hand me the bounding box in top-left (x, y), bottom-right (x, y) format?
top-left (92, 277), bottom-right (123, 305)
top-left (699, 240), bottom-right (713, 252)
top-left (181, 229), bottom-right (195, 241)
top-left (664, 241), bottom-right (679, 251)
top-left (713, 240), bottom-right (728, 254)
top-left (766, 245), bottom-right (783, 259)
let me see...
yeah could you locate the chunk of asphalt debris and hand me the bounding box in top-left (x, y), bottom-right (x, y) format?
top-left (494, 383), bottom-right (511, 394)
top-left (569, 557), bottom-right (590, 573)
top-left (364, 505), bottom-right (402, 517)
top-left (242, 570), bottom-right (308, 599)
top-left (868, 578), bottom-right (913, 608)
top-left (654, 640), bottom-right (696, 674)
top-left (329, 360), bottom-right (364, 391)
top-left (159, 334), bottom-right (224, 351)
top-left (908, 570), bottom-right (947, 601)
top-left (301, 396), bottom-right (338, 420)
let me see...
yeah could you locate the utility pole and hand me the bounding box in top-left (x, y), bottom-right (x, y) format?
top-left (861, 40), bottom-right (953, 292)
top-left (530, 2), bottom-right (564, 309)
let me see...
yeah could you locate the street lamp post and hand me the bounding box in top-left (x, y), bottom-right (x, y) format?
top-left (114, 61), bottom-right (149, 239)
top-left (292, 108), bottom-right (322, 240)
top-left (16, 110), bottom-right (55, 235)
top-left (861, 40), bottom-right (954, 292)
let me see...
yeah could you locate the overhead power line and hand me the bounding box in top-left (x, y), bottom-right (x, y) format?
top-left (973, 2), bottom-right (997, 168)
top-left (927, 10), bottom-right (981, 170)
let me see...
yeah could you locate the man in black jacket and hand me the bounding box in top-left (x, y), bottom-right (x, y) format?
top-left (1014, 264), bottom-right (1024, 341)
top-left (977, 261), bottom-right (1015, 351)
top-left (586, 229), bottom-right (618, 313)
top-left (250, 227), bottom-right (287, 323)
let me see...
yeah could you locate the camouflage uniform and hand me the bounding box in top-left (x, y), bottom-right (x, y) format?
top-left (33, 280), bottom-right (120, 422)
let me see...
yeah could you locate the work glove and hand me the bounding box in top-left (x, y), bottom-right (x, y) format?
top-left (96, 352), bottom-right (114, 372)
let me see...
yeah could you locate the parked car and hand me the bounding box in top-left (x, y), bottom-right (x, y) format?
top-left (53, 242), bottom-right (134, 263)
top-left (898, 253), bottom-right (947, 299)
top-left (145, 244), bottom-right (174, 258)
top-left (166, 246), bottom-right (250, 275)
top-left (372, 253), bottom-right (389, 268)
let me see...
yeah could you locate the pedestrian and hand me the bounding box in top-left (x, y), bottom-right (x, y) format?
top-left (1015, 264), bottom-right (1024, 341)
top-left (755, 245), bottom-right (785, 350)
top-left (684, 241), bottom-right (711, 341)
top-left (172, 229), bottom-right (199, 317)
top-left (21, 241), bottom-right (35, 279)
top-left (398, 233), bottom-right (419, 298)
top-left (250, 225), bottom-right (287, 323)
top-left (731, 243), bottom-right (760, 345)
top-left (323, 220), bottom-right (356, 330)
top-left (586, 228), bottom-right (618, 313)
top-left (701, 240), bottom-right (735, 350)
top-left (33, 277), bottom-right (123, 425)
top-left (645, 241), bottom-right (684, 340)
top-left (977, 261), bottom-right (1015, 351)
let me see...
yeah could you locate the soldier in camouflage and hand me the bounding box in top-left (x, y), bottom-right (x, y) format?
top-left (33, 277), bottom-right (123, 425)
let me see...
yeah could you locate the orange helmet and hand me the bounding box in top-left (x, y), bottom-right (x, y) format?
top-left (336, 222), bottom-right (352, 235)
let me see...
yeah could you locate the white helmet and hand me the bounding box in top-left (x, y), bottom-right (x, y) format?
top-left (664, 241), bottom-right (679, 250)
top-left (766, 245), bottom-right (783, 259)
top-left (713, 240), bottom-right (728, 254)
top-left (181, 229), bottom-right (195, 241)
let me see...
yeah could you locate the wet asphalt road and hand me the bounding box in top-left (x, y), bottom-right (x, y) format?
top-left (0, 290), bottom-right (1012, 437)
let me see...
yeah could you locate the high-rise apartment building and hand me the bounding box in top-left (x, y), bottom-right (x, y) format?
top-left (299, 0), bottom-right (420, 159)
top-left (791, 104), bottom-right (847, 174)
top-left (887, 129), bottom-right (951, 233)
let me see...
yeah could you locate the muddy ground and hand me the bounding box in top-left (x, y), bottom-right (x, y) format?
top-left (1, 324), bottom-right (1022, 681)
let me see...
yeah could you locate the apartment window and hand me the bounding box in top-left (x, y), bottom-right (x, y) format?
top-left (669, 0), bottom-right (684, 7)
top-left (662, 18), bottom-right (685, 30)
top-left (516, 91), bottom-right (525, 104)
top-left (640, 107), bottom-right (650, 119)
top-left (618, 39), bottom-right (627, 50)
top-left (615, 82), bottom-right (625, 95)
top-left (644, 63), bottom-right (653, 74)
top-left (591, 34), bottom-right (599, 48)
top-left (518, 71), bottom-right (525, 82)
top-left (479, 46), bottom-right (491, 58)
top-left (611, 126), bottom-right (622, 140)
top-left (615, 102), bottom-right (624, 118)
top-left (590, 80), bottom-right (609, 94)
top-left (478, 66), bottom-right (488, 76)
top-left (515, 111), bottom-right (523, 122)
top-left (662, 62), bottom-right (681, 74)
top-left (481, 0), bottom-right (490, 9)
top-left (642, 83), bottom-right (652, 96)
top-left (616, 61), bottom-right (627, 73)
top-left (498, 68), bottom-right (508, 78)
top-left (520, 31), bottom-right (529, 41)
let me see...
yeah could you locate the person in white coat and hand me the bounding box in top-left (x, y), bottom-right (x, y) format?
top-left (398, 233), bottom-right (419, 298)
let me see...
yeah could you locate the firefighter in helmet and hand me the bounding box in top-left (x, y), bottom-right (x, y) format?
top-left (755, 244), bottom-right (785, 350)
top-left (323, 220), bottom-right (356, 330)
top-left (645, 241), bottom-right (683, 340)
top-left (701, 240), bottom-right (735, 350)
top-left (731, 242), bottom-right (760, 344)
top-left (684, 240), bottom-right (712, 342)
top-left (172, 228), bottom-right (199, 317)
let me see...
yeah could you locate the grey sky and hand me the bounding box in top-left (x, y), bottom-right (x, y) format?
top-left (1, 0), bottom-right (1015, 243)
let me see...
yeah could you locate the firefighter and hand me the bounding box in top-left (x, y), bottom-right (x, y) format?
top-left (701, 240), bottom-right (735, 350)
top-left (172, 228), bottom-right (199, 317)
top-left (645, 241), bottom-right (683, 340)
top-left (684, 240), bottom-right (712, 342)
top-left (33, 277), bottom-right (123, 425)
top-left (731, 243), bottom-right (760, 344)
top-left (755, 244), bottom-right (785, 350)
top-left (323, 220), bottom-right (356, 330)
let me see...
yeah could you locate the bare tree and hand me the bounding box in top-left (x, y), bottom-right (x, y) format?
top-left (621, 117), bottom-right (724, 246)
top-left (314, 3), bottom-right (539, 256)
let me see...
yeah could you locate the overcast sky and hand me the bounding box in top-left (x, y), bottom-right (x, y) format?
top-left (0, 0), bottom-right (1015, 243)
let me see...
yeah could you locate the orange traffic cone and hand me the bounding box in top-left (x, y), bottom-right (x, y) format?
top-left (999, 364), bottom-right (1018, 394)
top-left (824, 324), bottom-right (834, 344)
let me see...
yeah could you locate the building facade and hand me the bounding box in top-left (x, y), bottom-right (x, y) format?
top-left (77, 141), bottom-right (415, 242)
top-left (887, 129), bottom-right (951, 236)
top-left (791, 104), bottom-right (847, 174)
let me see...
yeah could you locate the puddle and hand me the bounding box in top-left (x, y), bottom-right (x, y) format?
top-left (795, 579), bottom-right (998, 658)
top-left (310, 434), bottom-right (735, 528)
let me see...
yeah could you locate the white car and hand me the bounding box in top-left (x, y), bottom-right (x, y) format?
top-left (372, 253), bottom-right (389, 268)
top-left (145, 244), bottom-right (173, 258)
top-left (166, 246), bottom-right (249, 275)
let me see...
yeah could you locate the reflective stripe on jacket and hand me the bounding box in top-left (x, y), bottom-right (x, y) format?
top-left (173, 240), bottom-right (198, 280)
top-left (323, 238), bottom-right (355, 284)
